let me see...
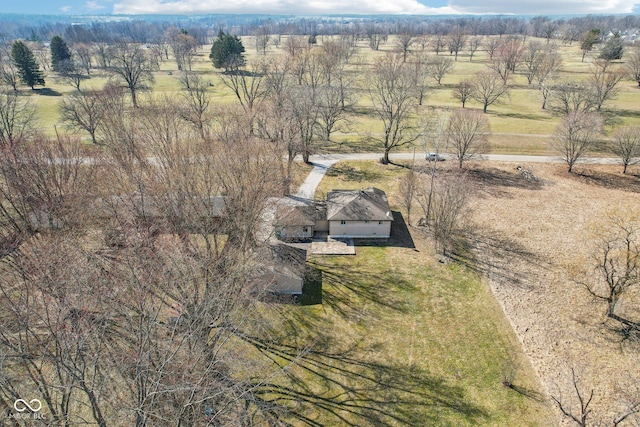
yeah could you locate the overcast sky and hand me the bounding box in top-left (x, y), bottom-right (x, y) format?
top-left (4, 0), bottom-right (640, 15)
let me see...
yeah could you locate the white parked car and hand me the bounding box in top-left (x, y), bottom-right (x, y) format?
top-left (425, 153), bottom-right (446, 161)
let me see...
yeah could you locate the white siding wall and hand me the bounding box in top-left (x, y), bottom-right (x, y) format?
top-left (329, 220), bottom-right (391, 238)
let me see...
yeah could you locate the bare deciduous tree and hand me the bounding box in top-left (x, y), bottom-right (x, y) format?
top-left (166, 27), bottom-right (198, 71)
top-left (57, 58), bottom-right (88, 91)
top-left (486, 36), bottom-right (524, 83)
top-left (431, 34), bottom-right (447, 56)
top-left (585, 218), bottom-right (640, 323)
top-left (446, 108), bottom-right (489, 168)
top-left (396, 29), bottom-right (414, 62)
top-left (625, 45), bottom-right (640, 87)
top-left (108, 43), bottom-right (154, 108)
top-left (369, 53), bottom-right (419, 164)
top-left (427, 54), bottom-right (454, 86)
top-left (407, 52), bottom-right (431, 105)
top-left (317, 84), bottom-right (351, 142)
top-left (221, 58), bottom-right (268, 115)
top-left (551, 111), bottom-right (603, 172)
top-left (467, 36), bottom-right (482, 61)
top-left (471, 71), bottom-right (509, 113)
top-left (521, 40), bottom-right (546, 85)
top-left (549, 80), bottom-right (595, 114)
top-left (446, 28), bottom-right (466, 61)
top-left (588, 59), bottom-right (624, 112)
top-left (552, 368), bottom-right (594, 427)
top-left (60, 89), bottom-right (105, 144)
top-left (254, 24), bottom-right (271, 55)
top-left (0, 47), bottom-right (19, 91)
top-left (611, 125), bottom-right (640, 174)
top-left (485, 37), bottom-right (503, 60)
top-left (398, 169), bottom-right (418, 226)
top-left (417, 172), bottom-right (470, 255)
top-left (452, 79), bottom-right (473, 108)
top-left (178, 72), bottom-right (213, 140)
top-left (73, 43), bottom-right (92, 75)
top-left (0, 86), bottom-right (36, 146)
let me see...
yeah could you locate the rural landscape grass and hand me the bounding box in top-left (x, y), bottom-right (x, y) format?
top-left (3, 22), bottom-right (640, 426)
top-left (27, 34), bottom-right (640, 154)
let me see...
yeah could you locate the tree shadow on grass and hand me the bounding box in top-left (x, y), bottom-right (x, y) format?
top-left (448, 227), bottom-right (552, 291)
top-left (465, 166), bottom-right (545, 198)
top-left (304, 260), bottom-right (415, 319)
top-left (325, 164), bottom-right (381, 183)
top-left (239, 326), bottom-right (488, 426)
top-left (34, 87), bottom-right (62, 96)
top-left (492, 111), bottom-right (550, 121)
top-left (573, 167), bottom-right (640, 193)
top-left (506, 384), bottom-right (547, 403)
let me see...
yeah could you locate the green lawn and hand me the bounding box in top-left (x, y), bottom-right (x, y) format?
top-left (17, 35), bottom-right (640, 155)
top-left (267, 159), bottom-right (553, 425)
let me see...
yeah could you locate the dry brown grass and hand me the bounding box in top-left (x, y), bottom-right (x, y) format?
top-left (459, 160), bottom-right (640, 425)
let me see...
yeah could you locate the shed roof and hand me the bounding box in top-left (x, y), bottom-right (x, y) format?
top-left (326, 187), bottom-right (393, 222)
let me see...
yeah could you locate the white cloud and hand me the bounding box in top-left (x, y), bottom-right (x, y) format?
top-left (86, 1), bottom-right (106, 10)
top-left (447, 0), bottom-right (638, 14)
top-left (112, 0), bottom-right (457, 15)
top-left (110, 0), bottom-right (640, 15)
top-left (60, 5), bottom-right (72, 12)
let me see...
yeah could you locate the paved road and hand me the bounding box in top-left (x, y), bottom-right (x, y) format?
top-left (294, 152), bottom-right (624, 200)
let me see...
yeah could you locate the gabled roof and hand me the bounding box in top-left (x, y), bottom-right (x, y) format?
top-left (275, 205), bottom-right (316, 227)
top-left (326, 187), bottom-right (393, 222)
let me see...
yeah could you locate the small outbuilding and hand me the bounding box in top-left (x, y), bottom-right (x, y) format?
top-left (251, 244), bottom-right (308, 296)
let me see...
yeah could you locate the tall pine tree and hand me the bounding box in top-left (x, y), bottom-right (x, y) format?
top-left (209, 30), bottom-right (245, 72)
top-left (50, 35), bottom-right (73, 72)
top-left (11, 41), bottom-right (45, 89)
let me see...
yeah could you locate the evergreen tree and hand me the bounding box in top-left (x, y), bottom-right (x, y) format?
top-left (599, 33), bottom-right (624, 61)
top-left (209, 30), bottom-right (245, 72)
top-left (50, 35), bottom-right (73, 72)
top-left (11, 41), bottom-right (45, 89)
top-left (580, 28), bottom-right (601, 62)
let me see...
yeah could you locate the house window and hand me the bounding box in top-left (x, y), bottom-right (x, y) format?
top-left (364, 220), bottom-right (370, 224)
top-left (303, 226), bottom-right (309, 233)
top-left (379, 221), bottom-right (384, 225)
top-left (340, 220), bottom-right (346, 225)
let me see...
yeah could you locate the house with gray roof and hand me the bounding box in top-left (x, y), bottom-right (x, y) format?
top-left (326, 187), bottom-right (393, 238)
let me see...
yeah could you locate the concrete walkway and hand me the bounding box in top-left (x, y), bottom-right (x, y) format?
top-left (310, 237), bottom-right (355, 255)
top-left (294, 157), bottom-right (341, 200)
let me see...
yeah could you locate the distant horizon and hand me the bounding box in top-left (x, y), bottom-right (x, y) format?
top-left (1, 11), bottom-right (638, 19)
top-left (4, 0), bottom-right (640, 17)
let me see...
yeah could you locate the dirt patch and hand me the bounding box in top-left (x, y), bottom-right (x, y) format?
top-left (464, 162), bottom-right (640, 425)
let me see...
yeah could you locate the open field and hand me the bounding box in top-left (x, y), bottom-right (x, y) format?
top-left (17, 34), bottom-right (640, 155)
top-left (461, 161), bottom-right (640, 425)
top-left (316, 158), bottom-right (640, 425)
